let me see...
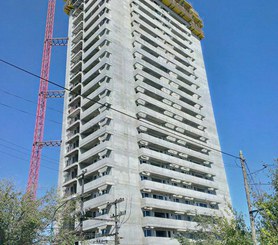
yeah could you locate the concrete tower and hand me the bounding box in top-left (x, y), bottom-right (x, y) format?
top-left (59, 0), bottom-right (231, 244)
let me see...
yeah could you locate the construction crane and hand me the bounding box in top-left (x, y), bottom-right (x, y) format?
top-left (27, 0), bottom-right (56, 197)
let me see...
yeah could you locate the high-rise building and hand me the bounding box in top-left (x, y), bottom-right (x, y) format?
top-left (58, 0), bottom-right (231, 244)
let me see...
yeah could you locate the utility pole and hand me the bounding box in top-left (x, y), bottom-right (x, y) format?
top-left (107, 198), bottom-right (126, 245)
top-left (77, 169), bottom-right (87, 237)
top-left (239, 151), bottom-right (257, 245)
top-left (83, 198), bottom-right (126, 244)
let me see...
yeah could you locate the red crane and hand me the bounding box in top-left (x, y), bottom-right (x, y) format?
top-left (27, 0), bottom-right (56, 196)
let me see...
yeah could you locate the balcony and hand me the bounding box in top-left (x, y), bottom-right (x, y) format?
top-left (137, 105), bottom-right (207, 141)
top-left (141, 198), bottom-right (220, 217)
top-left (84, 0), bottom-right (108, 20)
top-left (136, 93), bottom-right (203, 130)
top-left (69, 71), bottom-right (82, 85)
top-left (83, 35), bottom-right (111, 63)
top-left (67, 118), bottom-right (80, 130)
top-left (81, 83), bottom-right (112, 108)
top-left (144, 237), bottom-right (179, 245)
top-left (73, 11), bottom-right (83, 27)
top-left (142, 216), bottom-right (197, 231)
top-left (82, 73), bottom-right (111, 97)
top-left (138, 133), bottom-right (210, 163)
top-left (84, 175), bottom-right (114, 193)
top-left (133, 3), bottom-right (192, 47)
top-left (135, 78), bottom-right (202, 115)
top-left (135, 0), bottom-right (192, 39)
top-left (80, 126), bottom-right (112, 148)
top-left (140, 180), bottom-right (221, 204)
top-left (72, 21), bottom-right (83, 35)
top-left (133, 57), bottom-right (200, 100)
top-left (132, 26), bottom-right (195, 68)
top-left (66, 132), bottom-right (79, 143)
top-left (139, 148), bottom-right (214, 176)
top-left (70, 60), bottom-right (82, 75)
top-left (72, 31), bottom-right (83, 46)
top-left (83, 193), bottom-right (114, 211)
top-left (84, 15), bottom-right (110, 41)
top-left (83, 48), bottom-right (110, 73)
top-left (80, 97), bottom-right (111, 123)
top-left (83, 214), bottom-right (113, 231)
top-left (79, 141), bottom-right (112, 163)
top-left (82, 59), bottom-right (111, 84)
top-left (71, 50), bottom-right (82, 68)
top-left (63, 176), bottom-right (77, 187)
top-left (132, 15), bottom-right (193, 60)
top-left (83, 158), bottom-right (113, 176)
top-left (71, 39), bottom-right (83, 55)
top-left (140, 164), bottom-right (217, 189)
top-left (81, 113), bottom-right (112, 134)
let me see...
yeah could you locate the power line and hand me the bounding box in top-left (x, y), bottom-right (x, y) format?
top-left (0, 58), bottom-right (240, 160)
top-left (250, 183), bottom-right (272, 186)
top-left (0, 149), bottom-right (58, 172)
top-left (0, 139), bottom-right (59, 165)
top-left (248, 165), bottom-right (268, 176)
top-left (0, 102), bottom-right (62, 125)
top-left (0, 88), bottom-right (63, 114)
top-left (245, 160), bottom-right (261, 196)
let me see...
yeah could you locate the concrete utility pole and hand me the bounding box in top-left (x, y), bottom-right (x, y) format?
top-left (77, 169), bottom-right (87, 234)
top-left (239, 151), bottom-right (257, 245)
top-left (83, 198), bottom-right (126, 244)
top-left (108, 198), bottom-right (126, 245)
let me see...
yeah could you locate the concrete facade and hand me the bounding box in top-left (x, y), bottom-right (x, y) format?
top-left (58, 0), bottom-right (231, 244)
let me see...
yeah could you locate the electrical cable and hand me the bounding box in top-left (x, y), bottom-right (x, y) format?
top-left (0, 149), bottom-right (58, 172)
top-left (0, 88), bottom-right (63, 114)
top-left (245, 160), bottom-right (261, 196)
top-left (0, 102), bottom-right (62, 125)
top-left (248, 165), bottom-right (268, 176)
top-left (0, 58), bottom-right (241, 160)
top-left (250, 183), bottom-right (272, 186)
top-left (0, 140), bottom-right (59, 165)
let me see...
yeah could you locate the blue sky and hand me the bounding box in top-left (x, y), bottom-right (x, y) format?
top-left (0, 0), bottom-right (277, 220)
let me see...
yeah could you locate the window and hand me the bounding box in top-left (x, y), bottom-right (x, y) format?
top-left (156, 230), bottom-right (167, 237)
top-left (144, 229), bottom-right (152, 237)
top-left (154, 212), bottom-right (165, 218)
top-left (143, 211), bottom-right (151, 217)
top-left (141, 175), bottom-right (148, 180)
top-left (142, 193), bottom-right (149, 198)
top-left (174, 215), bottom-right (182, 220)
top-left (199, 203), bottom-right (208, 208)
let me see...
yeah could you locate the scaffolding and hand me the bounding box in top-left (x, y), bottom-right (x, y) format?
top-left (161, 0), bottom-right (204, 39)
top-left (63, 0), bottom-right (82, 15)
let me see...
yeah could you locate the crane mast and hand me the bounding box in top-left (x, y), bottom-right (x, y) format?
top-left (27, 0), bottom-right (56, 196)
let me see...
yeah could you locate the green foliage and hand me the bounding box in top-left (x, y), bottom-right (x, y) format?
top-left (176, 161), bottom-right (278, 245)
top-left (255, 160), bottom-right (278, 245)
top-left (176, 211), bottom-right (252, 245)
top-left (0, 180), bottom-right (80, 245)
top-left (50, 198), bottom-right (82, 245)
top-left (0, 180), bottom-right (53, 244)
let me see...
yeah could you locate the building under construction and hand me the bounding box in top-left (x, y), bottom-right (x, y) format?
top-left (56, 0), bottom-right (231, 244)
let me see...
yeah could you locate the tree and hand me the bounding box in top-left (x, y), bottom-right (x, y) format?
top-left (176, 161), bottom-right (278, 245)
top-left (0, 179), bottom-right (80, 245)
top-left (176, 211), bottom-right (252, 245)
top-left (255, 160), bottom-right (278, 245)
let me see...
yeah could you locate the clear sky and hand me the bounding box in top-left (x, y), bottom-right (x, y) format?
top-left (0, 0), bottom-right (277, 221)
